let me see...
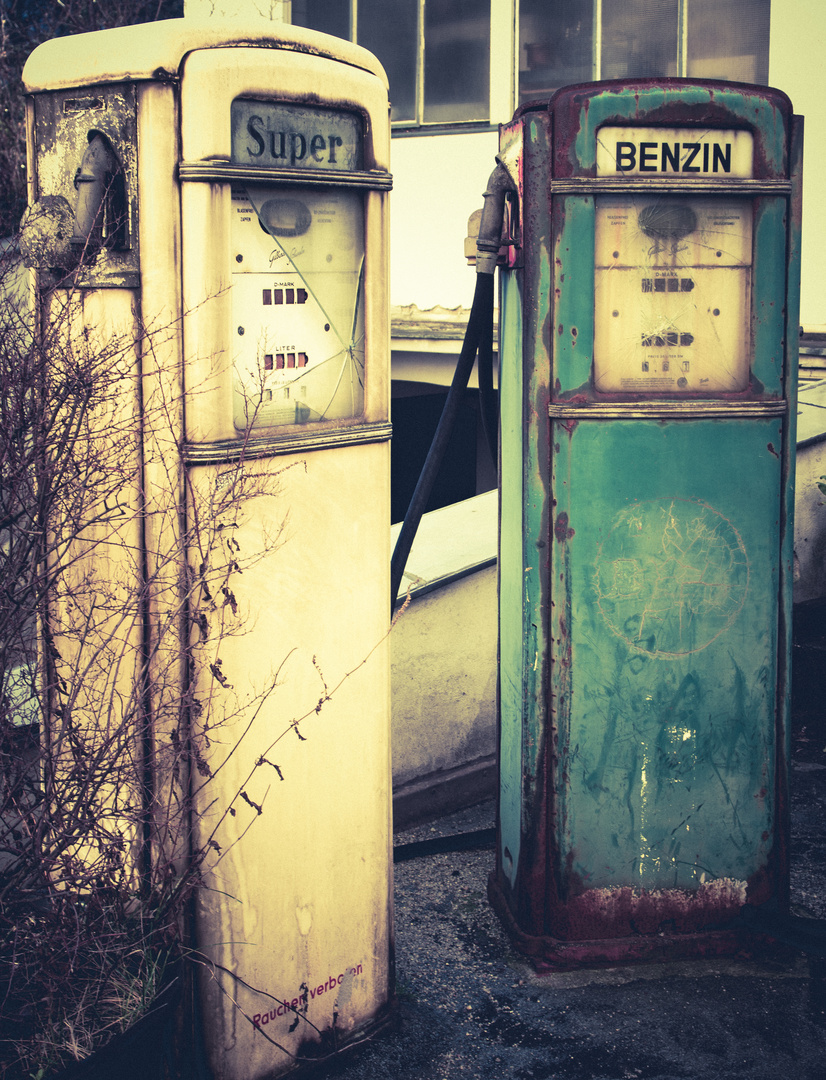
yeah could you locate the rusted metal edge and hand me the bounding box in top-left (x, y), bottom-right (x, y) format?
top-left (178, 162), bottom-right (393, 190)
top-left (550, 178), bottom-right (790, 195)
top-left (182, 421), bottom-right (392, 464)
top-left (487, 871), bottom-right (783, 973)
top-left (548, 401), bottom-right (788, 419)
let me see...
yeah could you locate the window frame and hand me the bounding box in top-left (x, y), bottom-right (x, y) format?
top-left (591, 0), bottom-right (690, 79)
top-left (294, 1), bottom-right (768, 131)
top-left (296, 0), bottom-right (516, 132)
top-left (381, 0), bottom-right (517, 131)
top-left (519, 0), bottom-right (768, 104)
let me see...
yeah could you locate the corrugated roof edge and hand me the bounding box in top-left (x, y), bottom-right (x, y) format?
top-left (22, 16), bottom-right (388, 94)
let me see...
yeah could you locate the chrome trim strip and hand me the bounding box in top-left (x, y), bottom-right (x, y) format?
top-left (179, 162), bottom-right (393, 190)
top-left (550, 178), bottom-right (790, 196)
top-left (184, 421), bottom-right (393, 464)
top-left (548, 401), bottom-right (787, 420)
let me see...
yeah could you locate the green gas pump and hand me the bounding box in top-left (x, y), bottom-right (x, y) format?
top-left (490, 80), bottom-right (803, 968)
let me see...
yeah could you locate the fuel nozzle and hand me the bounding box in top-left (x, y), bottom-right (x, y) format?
top-left (70, 131), bottom-right (127, 257)
top-left (475, 160), bottom-right (516, 275)
top-left (472, 148), bottom-right (519, 275)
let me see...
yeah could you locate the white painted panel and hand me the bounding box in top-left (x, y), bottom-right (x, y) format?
top-left (389, 131), bottom-right (499, 310)
top-left (192, 442), bottom-right (392, 1080)
top-left (596, 127), bottom-right (753, 178)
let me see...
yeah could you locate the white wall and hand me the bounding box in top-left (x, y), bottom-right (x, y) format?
top-left (770, 0), bottom-right (826, 327)
top-left (391, 566), bottom-right (497, 821)
top-left (389, 131), bottom-right (500, 311)
top-left (795, 438), bottom-right (826, 603)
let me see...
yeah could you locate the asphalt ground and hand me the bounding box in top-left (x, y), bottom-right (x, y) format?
top-left (324, 727), bottom-right (826, 1080)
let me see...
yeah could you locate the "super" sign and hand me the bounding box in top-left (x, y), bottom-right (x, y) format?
top-left (596, 127), bottom-right (754, 178)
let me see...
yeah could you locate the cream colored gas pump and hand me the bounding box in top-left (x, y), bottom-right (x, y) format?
top-left (23, 18), bottom-right (393, 1078)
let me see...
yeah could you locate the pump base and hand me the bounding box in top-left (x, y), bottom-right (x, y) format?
top-left (487, 871), bottom-right (785, 973)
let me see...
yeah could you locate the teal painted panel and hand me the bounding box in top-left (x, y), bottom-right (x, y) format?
top-left (498, 268), bottom-right (525, 889)
top-left (777, 116), bottom-right (804, 833)
top-left (496, 113), bottom-right (555, 916)
top-left (551, 418), bottom-right (782, 894)
top-left (751, 198), bottom-right (788, 395)
top-left (522, 114), bottom-right (554, 800)
top-left (553, 196), bottom-right (594, 396)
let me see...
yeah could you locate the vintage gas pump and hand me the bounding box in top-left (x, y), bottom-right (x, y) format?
top-left (490, 80), bottom-right (802, 967)
top-left (23, 17), bottom-right (393, 1076)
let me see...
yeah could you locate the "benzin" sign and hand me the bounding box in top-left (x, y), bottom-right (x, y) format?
top-left (596, 127), bottom-right (754, 178)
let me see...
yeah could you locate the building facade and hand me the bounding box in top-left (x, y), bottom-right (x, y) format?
top-left (291, 0), bottom-right (825, 519)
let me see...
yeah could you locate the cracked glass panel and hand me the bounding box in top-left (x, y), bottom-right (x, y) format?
top-left (231, 185), bottom-right (365, 430)
top-left (594, 195), bottom-right (752, 394)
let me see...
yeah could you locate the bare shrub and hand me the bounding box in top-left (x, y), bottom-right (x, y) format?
top-left (0, 240), bottom-right (295, 1077)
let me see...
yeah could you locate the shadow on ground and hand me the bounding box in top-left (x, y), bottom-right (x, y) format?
top-left (322, 607), bottom-right (826, 1080)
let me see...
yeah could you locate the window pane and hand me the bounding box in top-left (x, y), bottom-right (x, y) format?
top-left (359, 0), bottom-right (419, 122)
top-left (423, 0), bottom-right (490, 123)
top-left (688, 0), bottom-right (770, 85)
top-left (519, 0), bottom-right (593, 104)
top-left (291, 0), bottom-right (351, 41)
top-left (602, 0), bottom-right (679, 80)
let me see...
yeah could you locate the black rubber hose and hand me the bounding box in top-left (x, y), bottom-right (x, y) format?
top-left (476, 281), bottom-right (498, 471)
top-left (390, 272), bottom-right (495, 613)
top-left (393, 827), bottom-right (496, 863)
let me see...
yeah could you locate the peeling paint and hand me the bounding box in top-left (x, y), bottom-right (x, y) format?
top-left (295, 905), bottom-right (313, 936)
top-left (560, 878), bottom-right (748, 940)
top-left (554, 512), bottom-right (574, 544)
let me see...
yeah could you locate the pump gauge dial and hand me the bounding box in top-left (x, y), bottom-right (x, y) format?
top-left (230, 185), bottom-right (365, 430)
top-left (593, 196), bottom-right (752, 395)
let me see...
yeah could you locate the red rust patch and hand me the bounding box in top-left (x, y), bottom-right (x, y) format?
top-left (554, 512), bottom-right (574, 543)
top-left (557, 879), bottom-right (749, 940)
